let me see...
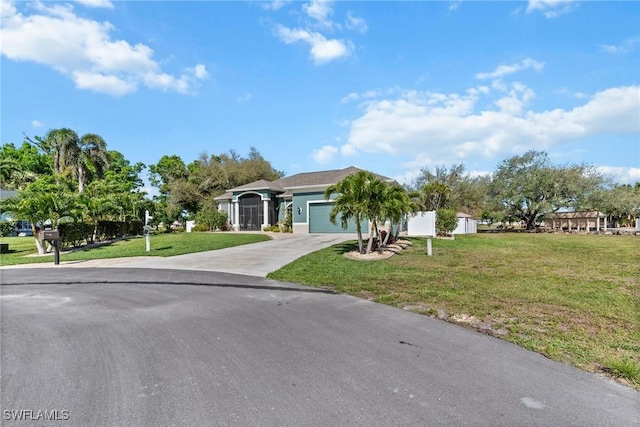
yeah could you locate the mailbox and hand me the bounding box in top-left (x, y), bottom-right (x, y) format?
top-left (38, 230), bottom-right (60, 240)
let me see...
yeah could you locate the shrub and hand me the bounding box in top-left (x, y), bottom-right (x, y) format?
top-left (194, 209), bottom-right (228, 231)
top-left (58, 222), bottom-right (93, 249)
top-left (192, 223), bottom-right (210, 232)
top-left (0, 221), bottom-right (15, 237)
top-left (436, 208), bottom-right (458, 236)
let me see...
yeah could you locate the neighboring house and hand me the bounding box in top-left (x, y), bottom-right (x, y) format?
top-left (0, 188), bottom-right (33, 236)
top-left (453, 212), bottom-right (477, 234)
top-left (545, 211), bottom-right (607, 232)
top-left (214, 166), bottom-right (394, 234)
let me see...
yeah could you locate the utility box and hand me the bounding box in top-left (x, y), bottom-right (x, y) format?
top-left (38, 230), bottom-right (60, 240)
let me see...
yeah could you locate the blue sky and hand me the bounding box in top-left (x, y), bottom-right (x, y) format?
top-left (2, 0), bottom-right (639, 194)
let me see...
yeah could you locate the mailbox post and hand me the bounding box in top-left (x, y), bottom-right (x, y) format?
top-left (38, 229), bottom-right (60, 265)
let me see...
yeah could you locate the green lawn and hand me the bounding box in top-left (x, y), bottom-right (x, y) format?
top-left (267, 233), bottom-right (640, 389)
top-left (0, 232), bottom-right (270, 266)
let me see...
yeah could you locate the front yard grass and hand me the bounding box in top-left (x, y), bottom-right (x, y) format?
top-left (267, 233), bottom-right (640, 389)
top-left (0, 232), bottom-right (270, 266)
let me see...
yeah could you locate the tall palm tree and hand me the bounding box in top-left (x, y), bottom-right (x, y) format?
top-left (75, 133), bottom-right (109, 193)
top-left (324, 171), bottom-right (372, 254)
top-left (26, 128), bottom-right (80, 179)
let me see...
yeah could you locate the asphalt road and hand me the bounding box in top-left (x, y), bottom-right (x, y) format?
top-left (1, 268), bottom-right (638, 427)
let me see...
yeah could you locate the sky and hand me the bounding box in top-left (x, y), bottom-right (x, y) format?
top-left (1, 0), bottom-right (639, 195)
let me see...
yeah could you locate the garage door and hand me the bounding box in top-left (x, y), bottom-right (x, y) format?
top-left (308, 202), bottom-right (365, 233)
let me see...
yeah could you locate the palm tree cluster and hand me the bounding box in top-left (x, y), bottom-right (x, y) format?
top-left (324, 170), bottom-right (416, 255)
top-left (1, 129), bottom-right (149, 254)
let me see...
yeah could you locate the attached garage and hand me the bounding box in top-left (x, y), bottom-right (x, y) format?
top-left (308, 202), bottom-right (365, 233)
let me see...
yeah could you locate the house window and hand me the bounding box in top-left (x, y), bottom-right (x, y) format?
top-left (238, 194), bottom-right (263, 230)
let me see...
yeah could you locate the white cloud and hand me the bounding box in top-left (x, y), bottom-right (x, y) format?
top-left (597, 166), bottom-right (640, 185)
top-left (0, 1), bottom-right (208, 96)
top-left (237, 92), bottom-right (253, 103)
top-left (345, 11), bottom-right (367, 33)
top-left (526, 0), bottom-right (577, 18)
top-left (74, 0), bottom-right (114, 9)
top-left (449, 1), bottom-right (462, 12)
top-left (312, 145), bottom-right (338, 164)
top-left (341, 85), bottom-right (640, 168)
top-left (275, 25), bottom-right (352, 64)
top-left (598, 37), bottom-right (640, 54)
top-left (259, 1), bottom-right (289, 11)
top-left (476, 58), bottom-right (545, 81)
top-left (303, 0), bottom-right (334, 29)
top-left (31, 120), bottom-right (43, 128)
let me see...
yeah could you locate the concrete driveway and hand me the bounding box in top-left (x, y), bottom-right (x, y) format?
top-left (2, 233), bottom-right (355, 277)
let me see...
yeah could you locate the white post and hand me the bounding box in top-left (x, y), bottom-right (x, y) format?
top-left (426, 238), bottom-right (432, 256)
top-left (144, 210), bottom-right (152, 252)
top-left (263, 199), bottom-right (269, 229)
top-left (234, 201), bottom-right (240, 231)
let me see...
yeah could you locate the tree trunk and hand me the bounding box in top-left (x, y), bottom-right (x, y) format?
top-left (31, 224), bottom-right (46, 255)
top-left (356, 229), bottom-right (364, 254)
top-left (366, 221), bottom-right (377, 254)
top-left (78, 166), bottom-right (85, 193)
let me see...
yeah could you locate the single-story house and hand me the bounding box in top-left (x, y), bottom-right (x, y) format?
top-left (545, 211), bottom-right (607, 232)
top-left (214, 166), bottom-right (394, 234)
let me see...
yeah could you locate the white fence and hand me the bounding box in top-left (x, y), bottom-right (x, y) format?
top-left (407, 211), bottom-right (436, 236)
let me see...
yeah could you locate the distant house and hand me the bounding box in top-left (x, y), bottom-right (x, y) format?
top-left (214, 166), bottom-right (394, 234)
top-left (545, 211), bottom-right (607, 232)
top-left (454, 212), bottom-right (477, 234)
top-left (0, 188), bottom-right (33, 236)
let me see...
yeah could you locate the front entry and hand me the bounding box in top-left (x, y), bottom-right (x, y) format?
top-left (239, 194), bottom-right (263, 230)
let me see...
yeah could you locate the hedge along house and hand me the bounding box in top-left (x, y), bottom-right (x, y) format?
top-left (214, 166), bottom-right (395, 234)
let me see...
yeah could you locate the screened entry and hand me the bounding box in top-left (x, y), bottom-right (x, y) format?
top-left (238, 194), bottom-right (263, 230)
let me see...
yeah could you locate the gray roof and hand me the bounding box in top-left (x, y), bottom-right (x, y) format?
top-left (229, 179), bottom-right (285, 192)
top-left (215, 167), bottom-right (395, 201)
top-left (237, 166), bottom-right (392, 191)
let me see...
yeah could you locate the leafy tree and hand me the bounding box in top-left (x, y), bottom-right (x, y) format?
top-left (488, 150), bottom-right (607, 230)
top-left (0, 142), bottom-right (51, 189)
top-left (418, 182), bottom-right (450, 211)
top-left (590, 183), bottom-right (640, 227)
top-left (149, 148), bottom-right (283, 221)
top-left (1, 176), bottom-right (79, 254)
top-left (412, 163), bottom-right (489, 217)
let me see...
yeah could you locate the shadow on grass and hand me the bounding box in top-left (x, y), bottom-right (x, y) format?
top-left (330, 242), bottom-right (357, 255)
top-left (153, 246), bottom-right (174, 252)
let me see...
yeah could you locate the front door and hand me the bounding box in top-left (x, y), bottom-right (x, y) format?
top-left (239, 194), bottom-right (263, 230)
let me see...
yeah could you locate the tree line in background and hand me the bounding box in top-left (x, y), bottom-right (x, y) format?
top-left (0, 129), bottom-right (283, 252)
top-left (407, 150), bottom-right (640, 230)
top-left (1, 127), bottom-right (639, 254)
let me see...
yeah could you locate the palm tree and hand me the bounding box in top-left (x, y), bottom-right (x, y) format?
top-left (75, 133), bottom-right (109, 193)
top-left (379, 185), bottom-right (415, 247)
top-left (324, 171), bottom-right (372, 254)
top-left (26, 128), bottom-right (80, 179)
